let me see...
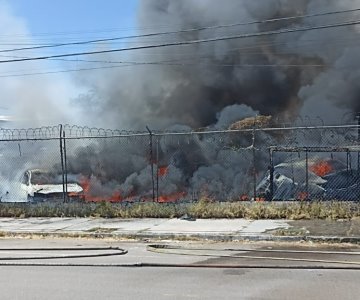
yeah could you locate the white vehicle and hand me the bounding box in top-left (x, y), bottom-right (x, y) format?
top-left (21, 169), bottom-right (83, 201)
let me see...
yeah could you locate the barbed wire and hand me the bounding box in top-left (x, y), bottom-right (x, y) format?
top-left (0, 124), bottom-right (149, 140)
top-left (0, 122), bottom-right (359, 141)
top-left (62, 124), bottom-right (146, 138)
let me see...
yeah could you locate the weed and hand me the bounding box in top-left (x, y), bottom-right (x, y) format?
top-left (87, 227), bottom-right (118, 233)
top-left (0, 201), bottom-right (358, 220)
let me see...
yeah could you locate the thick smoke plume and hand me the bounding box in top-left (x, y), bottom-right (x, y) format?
top-left (79, 0), bottom-right (360, 129)
top-left (65, 0), bottom-right (360, 201)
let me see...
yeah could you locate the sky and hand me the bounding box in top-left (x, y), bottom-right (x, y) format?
top-left (8, 0), bottom-right (138, 36)
top-left (0, 0), bottom-right (139, 125)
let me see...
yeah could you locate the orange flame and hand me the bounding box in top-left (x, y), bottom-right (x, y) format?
top-left (157, 166), bottom-right (169, 177)
top-left (158, 191), bottom-right (186, 203)
top-left (255, 197), bottom-right (265, 202)
top-left (240, 195), bottom-right (265, 201)
top-left (310, 160), bottom-right (333, 177)
top-left (240, 194), bottom-right (250, 201)
top-left (68, 191), bottom-right (83, 198)
top-left (297, 192), bottom-right (308, 201)
top-left (79, 177), bottom-right (123, 202)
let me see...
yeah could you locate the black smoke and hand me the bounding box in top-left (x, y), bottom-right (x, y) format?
top-left (76, 0), bottom-right (360, 130)
top-left (65, 0), bottom-right (360, 201)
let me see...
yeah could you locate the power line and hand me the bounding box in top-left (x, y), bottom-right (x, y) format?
top-left (0, 7), bottom-right (360, 54)
top-left (0, 18), bottom-right (360, 64)
top-left (1, 33), bottom-right (359, 68)
top-left (0, 51), bottom-right (329, 77)
top-left (0, 60), bottom-right (331, 78)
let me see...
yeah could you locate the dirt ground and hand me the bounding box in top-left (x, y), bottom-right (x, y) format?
top-left (286, 218), bottom-right (360, 237)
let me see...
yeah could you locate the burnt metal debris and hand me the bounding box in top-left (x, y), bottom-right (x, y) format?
top-left (0, 122), bottom-right (359, 203)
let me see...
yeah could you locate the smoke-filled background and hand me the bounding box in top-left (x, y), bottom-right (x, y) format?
top-left (1, 0), bottom-right (360, 201)
top-left (65, 0), bottom-right (360, 201)
top-left (76, 0), bottom-right (360, 130)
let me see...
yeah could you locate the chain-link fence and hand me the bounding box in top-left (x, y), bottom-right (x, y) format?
top-left (0, 123), bottom-right (359, 203)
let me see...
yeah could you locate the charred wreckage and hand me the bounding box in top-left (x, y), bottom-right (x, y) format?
top-left (257, 146), bottom-right (360, 201)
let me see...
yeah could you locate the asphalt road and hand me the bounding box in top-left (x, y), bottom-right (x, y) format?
top-left (0, 238), bottom-right (359, 300)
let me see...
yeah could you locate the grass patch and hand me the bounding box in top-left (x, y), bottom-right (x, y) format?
top-left (0, 200), bottom-right (359, 220)
top-left (87, 227), bottom-right (118, 233)
top-left (271, 227), bottom-right (309, 236)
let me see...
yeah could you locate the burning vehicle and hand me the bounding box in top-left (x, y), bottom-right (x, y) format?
top-left (256, 159), bottom-right (360, 201)
top-left (20, 169), bottom-right (83, 202)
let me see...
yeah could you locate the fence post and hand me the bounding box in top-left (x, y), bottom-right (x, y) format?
top-left (252, 122), bottom-right (257, 201)
top-left (59, 124), bottom-right (66, 203)
top-left (63, 130), bottom-right (68, 203)
top-left (269, 148), bottom-right (274, 201)
top-left (156, 137), bottom-right (160, 202)
top-left (146, 126), bottom-right (155, 202)
top-left (305, 148), bottom-right (309, 200)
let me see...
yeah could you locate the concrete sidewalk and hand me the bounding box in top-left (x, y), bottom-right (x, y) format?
top-left (0, 217), bottom-right (359, 243)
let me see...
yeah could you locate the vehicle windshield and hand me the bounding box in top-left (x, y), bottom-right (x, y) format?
top-left (31, 171), bottom-right (63, 185)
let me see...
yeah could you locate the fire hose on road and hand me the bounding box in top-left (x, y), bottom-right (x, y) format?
top-left (146, 244), bottom-right (360, 268)
top-left (0, 246), bottom-right (128, 261)
top-left (0, 245), bottom-right (359, 269)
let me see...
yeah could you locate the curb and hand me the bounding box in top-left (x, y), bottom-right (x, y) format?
top-left (1, 230), bottom-right (360, 244)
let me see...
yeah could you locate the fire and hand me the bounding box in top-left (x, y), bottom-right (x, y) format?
top-left (255, 197), bottom-right (265, 202)
top-left (75, 175), bottom-right (186, 203)
top-left (297, 192), bottom-right (308, 201)
top-left (68, 191), bottom-right (83, 198)
top-left (157, 166), bottom-right (169, 177)
top-left (240, 194), bottom-right (250, 201)
top-left (310, 160), bottom-right (333, 177)
top-left (157, 191), bottom-right (186, 203)
top-left (79, 177), bottom-right (123, 202)
top-left (239, 195), bottom-right (265, 201)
